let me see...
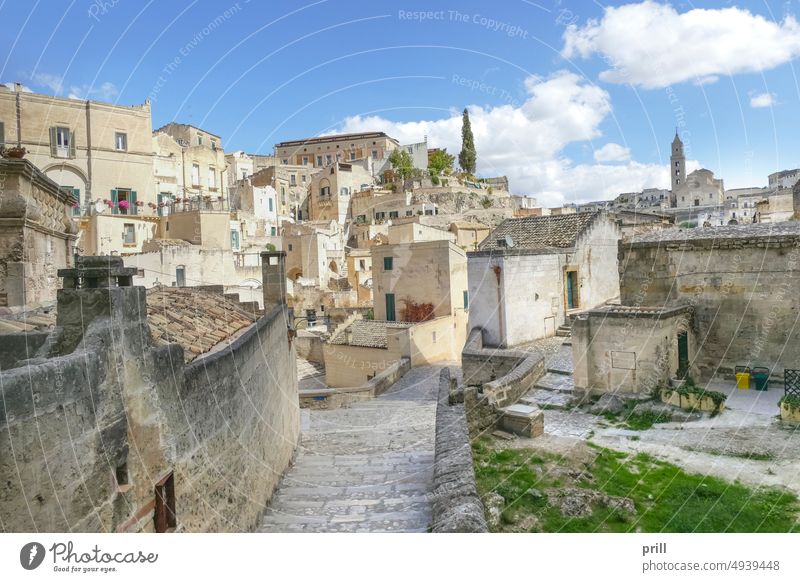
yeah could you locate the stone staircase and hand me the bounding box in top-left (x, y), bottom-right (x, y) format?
top-left (518, 343), bottom-right (576, 411)
top-left (297, 358), bottom-right (325, 381)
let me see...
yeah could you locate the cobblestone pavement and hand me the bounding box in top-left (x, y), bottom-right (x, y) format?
top-left (260, 365), bottom-right (444, 532)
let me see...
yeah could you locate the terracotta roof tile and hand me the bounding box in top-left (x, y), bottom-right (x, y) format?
top-left (479, 212), bottom-right (599, 251)
top-left (146, 287), bottom-right (257, 362)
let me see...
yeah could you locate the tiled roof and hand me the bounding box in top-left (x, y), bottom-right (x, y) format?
top-left (629, 222), bottom-right (800, 245)
top-left (146, 287), bottom-right (258, 362)
top-left (450, 220), bottom-right (490, 230)
top-left (479, 212), bottom-right (599, 251)
top-left (329, 319), bottom-right (411, 348)
top-left (0, 311), bottom-right (56, 333)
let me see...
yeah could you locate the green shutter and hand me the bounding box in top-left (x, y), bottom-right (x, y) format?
top-left (386, 293), bottom-right (396, 322)
top-left (69, 130), bottom-right (76, 158)
top-left (130, 191), bottom-right (138, 215)
top-left (383, 256), bottom-right (393, 271)
top-left (111, 189), bottom-right (119, 214)
top-left (463, 290), bottom-right (469, 310)
top-left (49, 127), bottom-right (57, 156)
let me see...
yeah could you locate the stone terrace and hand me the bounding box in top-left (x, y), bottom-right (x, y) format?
top-left (260, 365), bottom-right (443, 532)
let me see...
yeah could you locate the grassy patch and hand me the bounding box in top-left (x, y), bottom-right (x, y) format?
top-left (472, 438), bottom-right (799, 533)
top-left (601, 400), bottom-right (673, 431)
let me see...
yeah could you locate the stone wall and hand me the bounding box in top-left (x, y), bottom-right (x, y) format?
top-left (621, 225), bottom-right (800, 379)
top-left (0, 257), bottom-right (299, 532)
top-left (299, 357), bottom-right (410, 410)
top-left (461, 327), bottom-right (545, 434)
top-left (431, 367), bottom-right (487, 533)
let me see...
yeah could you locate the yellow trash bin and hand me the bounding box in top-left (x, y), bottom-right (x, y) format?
top-left (735, 366), bottom-right (751, 390)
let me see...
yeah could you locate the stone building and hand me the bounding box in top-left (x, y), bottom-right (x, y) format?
top-left (275, 131), bottom-right (399, 168)
top-left (573, 223), bottom-right (800, 395)
top-left (0, 254), bottom-right (299, 532)
top-left (0, 83), bottom-right (154, 254)
top-left (308, 161), bottom-right (373, 224)
top-left (768, 168), bottom-right (800, 190)
top-left (0, 158), bottom-right (78, 310)
top-left (674, 168), bottom-right (724, 208)
top-left (467, 212), bottom-right (621, 348)
top-left (153, 123), bottom-right (227, 206)
top-left (449, 220), bottom-right (491, 250)
top-left (323, 239), bottom-right (470, 388)
top-left (248, 163), bottom-right (315, 221)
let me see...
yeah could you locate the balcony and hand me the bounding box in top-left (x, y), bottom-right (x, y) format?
top-left (169, 196), bottom-right (229, 213)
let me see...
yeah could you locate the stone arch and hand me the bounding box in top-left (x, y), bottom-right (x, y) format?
top-left (287, 267), bottom-right (303, 280)
top-left (42, 162), bottom-right (89, 191)
top-left (238, 278), bottom-right (261, 288)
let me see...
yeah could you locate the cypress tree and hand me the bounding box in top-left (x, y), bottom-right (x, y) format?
top-left (458, 108), bottom-right (477, 175)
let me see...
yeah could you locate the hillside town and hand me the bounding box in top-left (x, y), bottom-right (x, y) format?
top-left (2, 82), bottom-right (799, 534)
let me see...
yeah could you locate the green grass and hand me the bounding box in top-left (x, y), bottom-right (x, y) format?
top-left (472, 439), bottom-right (799, 533)
top-left (601, 400), bottom-right (673, 430)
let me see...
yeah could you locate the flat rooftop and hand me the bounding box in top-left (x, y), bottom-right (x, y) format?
top-left (628, 222), bottom-right (800, 246)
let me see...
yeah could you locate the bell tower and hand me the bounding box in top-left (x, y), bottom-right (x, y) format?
top-left (670, 130), bottom-right (685, 207)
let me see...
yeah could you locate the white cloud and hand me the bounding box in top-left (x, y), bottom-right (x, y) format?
top-left (593, 143), bottom-right (630, 162)
top-left (334, 71), bottom-right (671, 206)
top-left (562, 1), bottom-right (800, 88)
top-left (30, 72), bottom-right (64, 93)
top-left (750, 92), bottom-right (775, 108)
top-left (3, 82), bottom-right (33, 92)
top-left (68, 81), bottom-right (118, 100)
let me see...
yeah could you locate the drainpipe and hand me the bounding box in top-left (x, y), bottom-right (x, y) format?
top-left (492, 263), bottom-right (505, 347)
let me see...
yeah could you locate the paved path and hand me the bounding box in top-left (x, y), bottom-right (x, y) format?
top-left (260, 365), bottom-right (443, 532)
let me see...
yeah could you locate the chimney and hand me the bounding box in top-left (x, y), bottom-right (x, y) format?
top-left (56, 256), bottom-right (145, 354)
top-left (260, 251), bottom-right (287, 312)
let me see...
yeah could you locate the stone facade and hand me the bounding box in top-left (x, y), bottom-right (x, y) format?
top-left (467, 213), bottom-right (621, 348)
top-left (0, 159), bottom-right (78, 309)
top-left (619, 223), bottom-right (800, 379)
top-left (0, 255), bottom-right (299, 532)
top-left (274, 131), bottom-right (399, 169)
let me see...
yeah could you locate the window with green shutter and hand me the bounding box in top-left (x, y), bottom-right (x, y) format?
top-left (130, 191), bottom-right (138, 215)
top-left (383, 256), bottom-right (393, 271)
top-left (0, 121), bottom-right (5, 145)
top-left (111, 189), bottom-right (119, 214)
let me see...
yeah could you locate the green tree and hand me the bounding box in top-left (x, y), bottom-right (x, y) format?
top-left (428, 148), bottom-right (455, 178)
top-left (458, 108), bottom-right (477, 174)
top-left (389, 149), bottom-right (414, 180)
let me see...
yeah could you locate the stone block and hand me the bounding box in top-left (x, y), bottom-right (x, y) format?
top-left (500, 404), bottom-right (544, 438)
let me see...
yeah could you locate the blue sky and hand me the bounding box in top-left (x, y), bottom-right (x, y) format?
top-left (3, 0), bottom-right (800, 205)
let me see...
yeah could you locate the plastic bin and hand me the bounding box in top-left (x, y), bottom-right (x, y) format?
top-left (735, 365), bottom-right (751, 390)
top-left (752, 367), bottom-right (770, 391)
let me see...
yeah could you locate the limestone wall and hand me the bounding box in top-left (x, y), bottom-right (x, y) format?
top-left (0, 285), bottom-right (299, 532)
top-left (621, 232), bottom-right (800, 378)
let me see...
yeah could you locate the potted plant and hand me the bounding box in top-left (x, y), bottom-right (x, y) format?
top-left (0, 145), bottom-right (27, 159)
top-left (118, 200), bottom-right (130, 211)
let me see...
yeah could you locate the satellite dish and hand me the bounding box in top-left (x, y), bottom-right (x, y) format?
top-left (504, 235), bottom-right (515, 248)
top-left (94, 200), bottom-right (106, 214)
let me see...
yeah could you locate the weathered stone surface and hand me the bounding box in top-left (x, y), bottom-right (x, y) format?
top-left (545, 487), bottom-right (635, 518)
top-left (484, 492), bottom-right (505, 529)
top-left (590, 393), bottom-right (627, 415)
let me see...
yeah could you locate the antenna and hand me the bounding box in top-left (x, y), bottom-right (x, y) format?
top-left (504, 235), bottom-right (515, 248)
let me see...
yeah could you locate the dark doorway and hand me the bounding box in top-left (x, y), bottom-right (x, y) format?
top-left (385, 293), bottom-right (396, 322)
top-left (677, 331), bottom-right (689, 378)
top-left (154, 472), bottom-right (176, 533)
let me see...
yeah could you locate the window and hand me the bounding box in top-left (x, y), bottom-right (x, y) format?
top-left (406, 210), bottom-right (413, 216)
top-left (383, 256), bottom-right (393, 271)
top-left (154, 472), bottom-right (176, 533)
top-left (211, 140), bottom-right (217, 150)
top-left (316, 155), bottom-right (322, 166)
top-left (271, 226), bottom-right (277, 236)
top-left (326, 154), bottom-right (332, 164)
top-left (197, 135), bottom-right (203, 146)
top-left (432, 331), bottom-right (437, 344)
top-left (372, 149), bottom-right (378, 159)
top-left (282, 159), bottom-right (288, 165)
top-left (301, 175), bottom-right (306, 183)
top-left (375, 211), bottom-right (386, 220)
top-left (389, 211), bottom-right (399, 218)
top-left (115, 132), bottom-right (127, 151)
top-left (359, 259), bottom-right (366, 270)
top-left (340, 187), bottom-right (349, 196)
top-left (290, 174), bottom-right (296, 186)
top-left (241, 169), bottom-right (248, 179)
top-left (675, 162), bottom-right (679, 167)
top-left (230, 230), bottom-right (240, 250)
top-left (123, 223), bottom-right (136, 245)
top-left (0, 121), bottom-right (4, 145)
top-left (50, 126), bottom-right (74, 158)
top-left (208, 167), bottom-right (217, 189)
top-left (112, 189), bottom-right (137, 215)
top-left (191, 164), bottom-right (200, 186)
top-left (288, 243), bottom-right (293, 251)
top-left (320, 186), bottom-right (330, 197)
top-left (463, 290), bottom-right (469, 310)
top-left (268, 197), bottom-right (273, 211)
top-left (302, 156), bottom-right (309, 165)
top-left (350, 151), bottom-right (356, 161)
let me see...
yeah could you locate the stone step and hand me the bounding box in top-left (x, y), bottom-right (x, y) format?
top-left (520, 388), bottom-right (573, 410)
top-left (555, 329), bottom-right (571, 337)
top-left (534, 372), bottom-right (575, 393)
top-left (499, 404), bottom-right (544, 438)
